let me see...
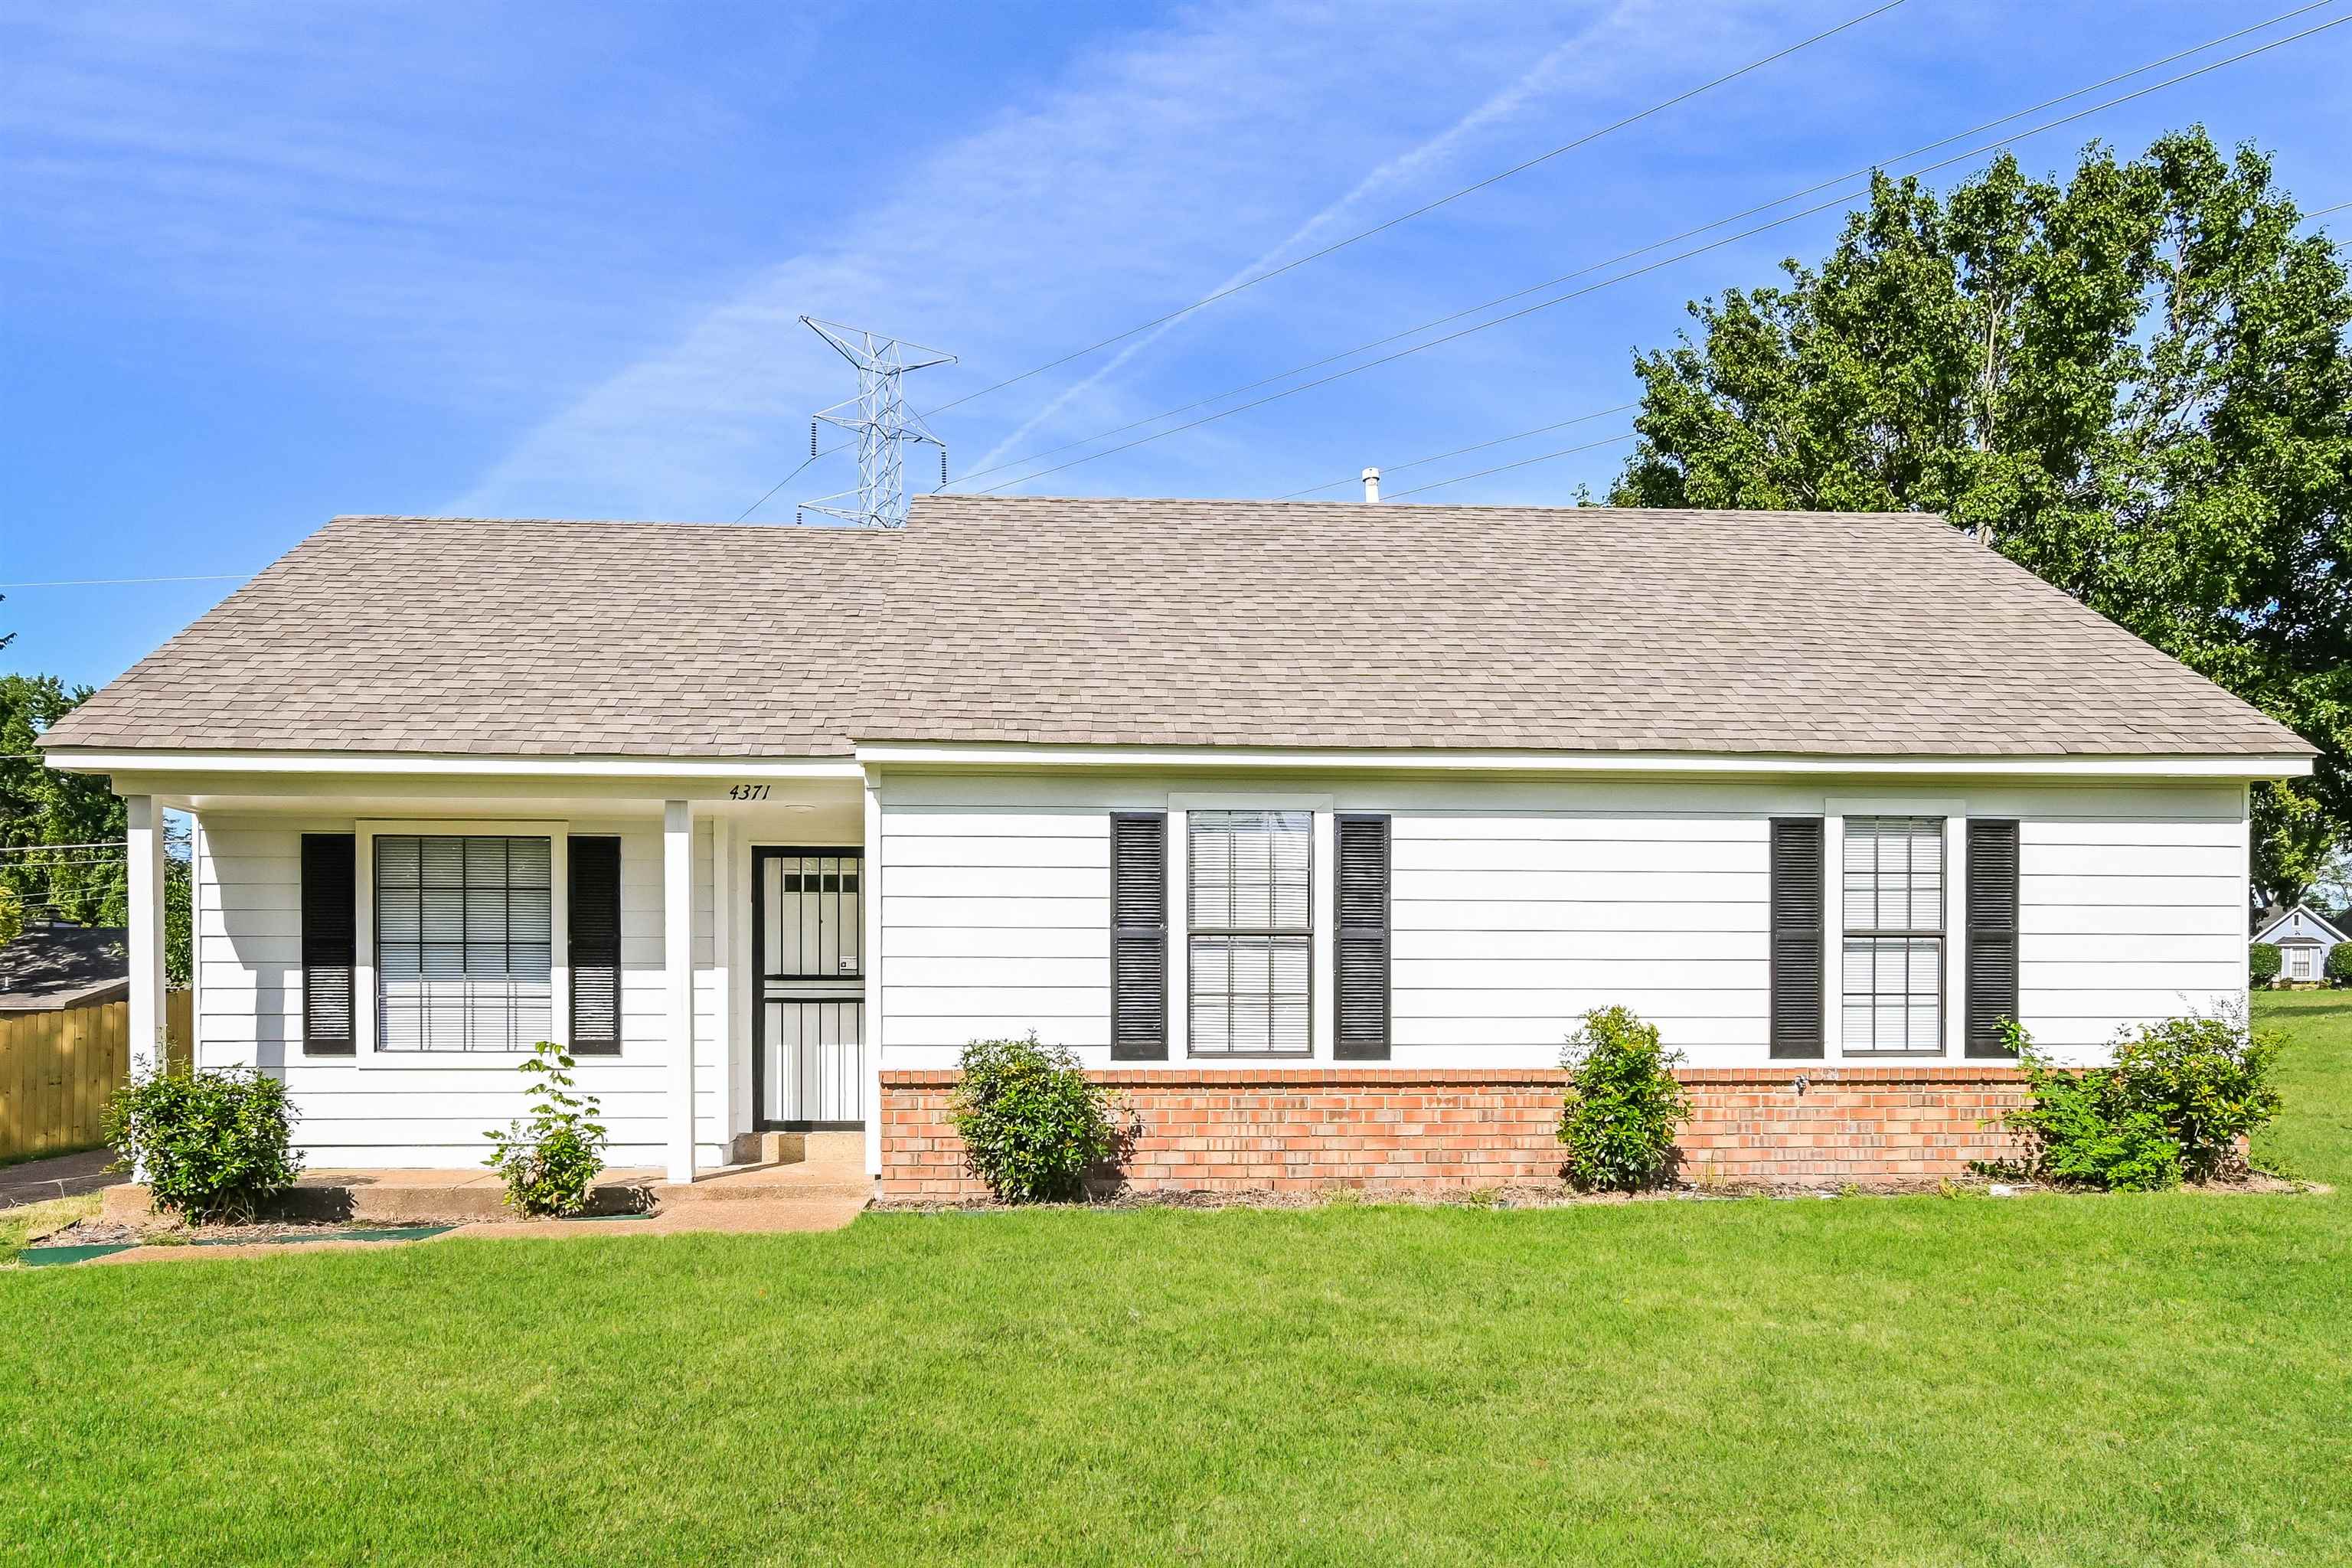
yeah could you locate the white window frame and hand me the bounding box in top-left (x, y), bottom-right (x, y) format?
top-left (1182, 805), bottom-right (1318, 1059)
top-left (1834, 810), bottom-right (1949, 1058)
top-left (354, 818), bottom-right (570, 1066)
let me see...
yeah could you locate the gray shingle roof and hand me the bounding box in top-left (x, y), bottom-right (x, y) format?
top-left (41, 498), bottom-right (2310, 760)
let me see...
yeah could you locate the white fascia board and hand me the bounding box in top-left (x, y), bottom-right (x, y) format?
top-left (42, 749), bottom-right (865, 782)
top-left (851, 740), bottom-right (2315, 781)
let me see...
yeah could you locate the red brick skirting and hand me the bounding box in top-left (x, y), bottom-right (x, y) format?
top-left (878, 1065), bottom-right (2033, 1197)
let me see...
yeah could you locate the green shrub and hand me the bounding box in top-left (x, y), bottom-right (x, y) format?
top-left (103, 1068), bottom-right (303, 1223)
top-left (1992, 1009), bottom-right (2279, 1189)
top-left (2108, 1009), bottom-right (2281, 1181)
top-left (484, 1042), bottom-right (609, 1217)
top-left (949, 1034), bottom-right (1121, 1203)
top-left (2327, 944), bottom-right (2352, 985)
top-left (2249, 942), bottom-right (2282, 984)
top-left (1558, 1006), bottom-right (1691, 1191)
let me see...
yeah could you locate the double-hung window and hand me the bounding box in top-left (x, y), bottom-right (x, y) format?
top-left (375, 835), bottom-right (553, 1051)
top-left (1841, 816), bottom-right (1944, 1054)
top-left (1188, 810), bottom-right (1311, 1056)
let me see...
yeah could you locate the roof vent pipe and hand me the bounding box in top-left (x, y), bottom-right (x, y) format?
top-left (1361, 467), bottom-right (1380, 503)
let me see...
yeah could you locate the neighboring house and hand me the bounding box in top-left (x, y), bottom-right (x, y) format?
top-left (38, 498), bottom-right (2314, 1193)
top-left (2253, 904), bottom-right (2345, 985)
top-left (0, 923), bottom-right (129, 1015)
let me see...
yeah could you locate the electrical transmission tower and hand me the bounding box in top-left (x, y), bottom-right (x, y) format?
top-left (797, 317), bottom-right (956, 528)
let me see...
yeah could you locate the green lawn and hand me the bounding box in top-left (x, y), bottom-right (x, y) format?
top-left (2, 998), bottom-right (2347, 1566)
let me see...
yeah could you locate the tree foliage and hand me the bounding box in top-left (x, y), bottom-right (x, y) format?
top-left (0, 673), bottom-right (190, 982)
top-left (1612, 129), bottom-right (2352, 906)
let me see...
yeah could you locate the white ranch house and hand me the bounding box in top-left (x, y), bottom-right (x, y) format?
top-left (42, 498), bottom-right (2312, 1193)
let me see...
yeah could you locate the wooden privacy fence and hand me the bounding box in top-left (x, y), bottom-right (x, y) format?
top-left (0, 993), bottom-right (191, 1163)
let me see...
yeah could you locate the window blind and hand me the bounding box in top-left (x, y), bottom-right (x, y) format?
top-left (1188, 810), bottom-right (1311, 1056)
top-left (1841, 817), bottom-right (1945, 1054)
top-left (375, 835), bottom-right (552, 1052)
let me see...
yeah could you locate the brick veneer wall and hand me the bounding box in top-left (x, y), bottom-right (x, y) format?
top-left (878, 1066), bottom-right (2033, 1198)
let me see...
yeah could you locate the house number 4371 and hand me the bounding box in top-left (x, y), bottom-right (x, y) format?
top-left (727, 783), bottom-right (771, 801)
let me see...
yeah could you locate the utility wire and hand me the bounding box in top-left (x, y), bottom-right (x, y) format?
top-left (1384, 433), bottom-right (1641, 499)
top-left (733, 449), bottom-right (828, 523)
top-left (0, 573), bottom-right (250, 590)
top-left (916, 2), bottom-right (1911, 421)
top-left (733, 0), bottom-right (1906, 518)
top-left (955, 1), bottom-right (2347, 493)
top-left (1276, 405), bottom-right (1638, 498)
top-left (962, 10), bottom-right (2351, 495)
top-left (2303, 198), bottom-right (2352, 220)
top-left (0, 840), bottom-right (128, 854)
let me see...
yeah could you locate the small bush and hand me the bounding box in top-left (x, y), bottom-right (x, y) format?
top-left (2327, 944), bottom-right (2352, 986)
top-left (2249, 942), bottom-right (2282, 985)
top-left (2109, 1008), bottom-right (2281, 1181)
top-left (1558, 1006), bottom-right (1691, 1191)
top-left (104, 1068), bottom-right (303, 1223)
top-left (949, 1034), bottom-right (1121, 1203)
top-left (484, 1042), bottom-right (609, 1217)
top-left (1993, 1008), bottom-right (2279, 1189)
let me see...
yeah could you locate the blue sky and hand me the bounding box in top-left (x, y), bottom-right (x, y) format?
top-left (5, 0), bottom-right (2349, 692)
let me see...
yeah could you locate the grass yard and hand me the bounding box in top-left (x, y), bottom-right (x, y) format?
top-left (2, 996), bottom-right (2347, 1567)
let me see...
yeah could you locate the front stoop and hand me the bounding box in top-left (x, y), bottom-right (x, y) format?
top-left (101, 1159), bottom-right (873, 1225)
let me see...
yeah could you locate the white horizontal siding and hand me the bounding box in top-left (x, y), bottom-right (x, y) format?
top-left (1389, 814), bottom-right (1771, 1067)
top-left (880, 806), bottom-right (1111, 1053)
top-left (194, 810), bottom-right (730, 1168)
top-left (874, 779), bottom-right (2250, 1073)
top-left (2014, 815), bottom-right (2246, 1054)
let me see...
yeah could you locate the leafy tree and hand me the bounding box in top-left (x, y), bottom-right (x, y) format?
top-left (0, 674), bottom-right (189, 983)
top-left (1612, 129), bottom-right (2352, 910)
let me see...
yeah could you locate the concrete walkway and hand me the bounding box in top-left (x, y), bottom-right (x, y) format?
top-left (82, 1195), bottom-right (865, 1264)
top-left (0, 1148), bottom-right (123, 1210)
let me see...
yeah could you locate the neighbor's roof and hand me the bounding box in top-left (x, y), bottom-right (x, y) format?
top-left (41, 497), bottom-right (2311, 761)
top-left (0, 925), bottom-right (129, 1012)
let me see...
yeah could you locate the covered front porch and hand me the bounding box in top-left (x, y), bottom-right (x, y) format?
top-left (57, 750), bottom-right (881, 1184)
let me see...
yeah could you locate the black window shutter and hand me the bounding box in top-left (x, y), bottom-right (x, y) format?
top-left (1769, 818), bottom-right (1825, 1060)
top-left (300, 833), bottom-right (356, 1056)
top-left (1965, 820), bottom-right (2021, 1057)
top-left (1109, 813), bottom-right (1168, 1060)
top-left (1335, 814), bottom-right (1391, 1060)
top-left (569, 836), bottom-right (622, 1055)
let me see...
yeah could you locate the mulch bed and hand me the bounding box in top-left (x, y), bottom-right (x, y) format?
top-left (873, 1169), bottom-right (2316, 1214)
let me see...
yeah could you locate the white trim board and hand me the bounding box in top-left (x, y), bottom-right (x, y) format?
top-left (854, 742), bottom-right (2312, 781)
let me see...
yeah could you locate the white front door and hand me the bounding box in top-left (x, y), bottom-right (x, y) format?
top-left (753, 848), bottom-right (865, 1128)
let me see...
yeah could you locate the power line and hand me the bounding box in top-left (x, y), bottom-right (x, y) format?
top-left (733, 449), bottom-right (826, 524)
top-left (954, 1), bottom-right (2347, 494)
top-left (0, 573), bottom-right (250, 590)
top-left (2304, 198), bottom-right (2352, 220)
top-left (0, 840), bottom-right (126, 854)
top-left (960, 10), bottom-right (2351, 495)
top-left (1384, 433), bottom-right (1640, 499)
top-left (730, 0), bottom-right (1908, 519)
top-left (916, 2), bottom-right (1911, 423)
top-left (1276, 406), bottom-right (1638, 499)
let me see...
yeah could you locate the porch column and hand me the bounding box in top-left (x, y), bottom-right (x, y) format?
top-left (125, 795), bottom-right (168, 1078)
top-left (665, 799), bottom-right (696, 1183)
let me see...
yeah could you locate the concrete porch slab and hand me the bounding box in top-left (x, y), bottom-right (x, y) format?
top-left (100, 1161), bottom-right (872, 1225)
